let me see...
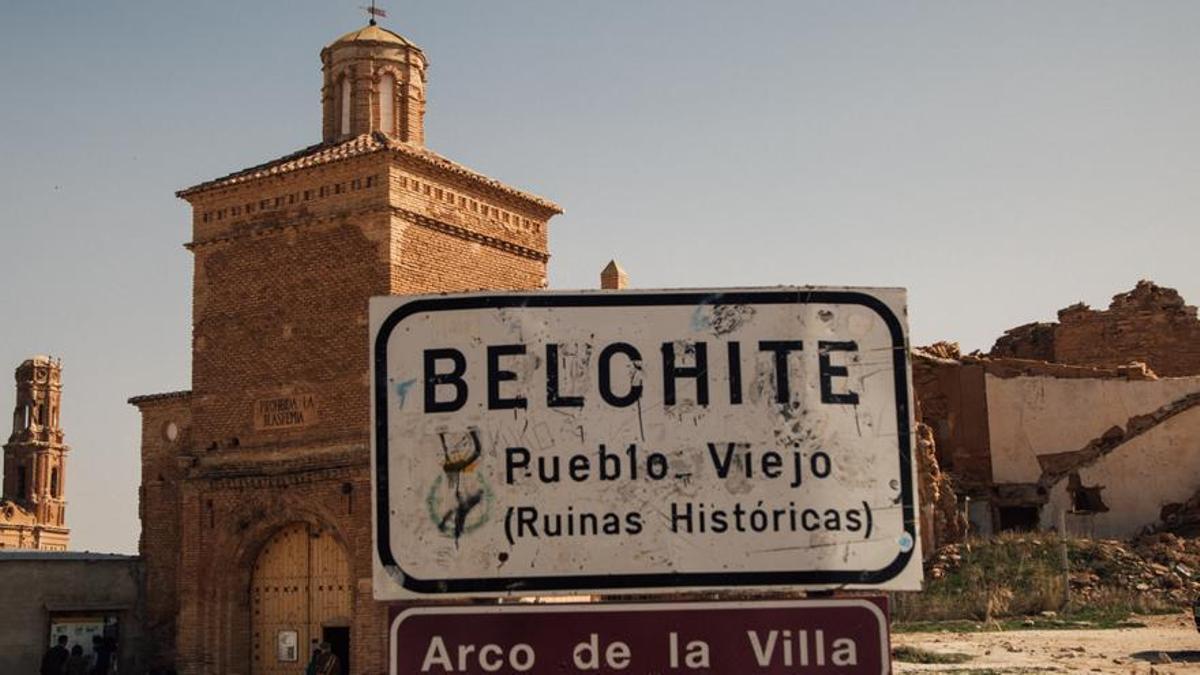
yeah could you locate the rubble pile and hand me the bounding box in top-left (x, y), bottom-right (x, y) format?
top-left (1128, 532), bottom-right (1200, 599)
top-left (1157, 488), bottom-right (1200, 537)
top-left (925, 534), bottom-right (1200, 610)
top-left (925, 542), bottom-right (963, 582)
top-left (1071, 535), bottom-right (1196, 606)
top-left (920, 341), bottom-right (963, 361)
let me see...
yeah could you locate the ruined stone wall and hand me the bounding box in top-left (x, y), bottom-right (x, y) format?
top-left (990, 281), bottom-right (1200, 377)
top-left (912, 345), bottom-right (993, 495)
top-left (984, 370), bottom-right (1200, 538)
top-left (986, 374), bottom-right (1200, 485)
top-left (915, 422), bottom-right (964, 553)
top-left (990, 322), bottom-right (1056, 362)
top-left (912, 342), bottom-right (1189, 535)
top-left (1055, 281), bottom-right (1200, 377)
top-left (1043, 401), bottom-right (1200, 539)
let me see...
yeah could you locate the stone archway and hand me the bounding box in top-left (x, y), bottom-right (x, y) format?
top-left (250, 522), bottom-right (352, 675)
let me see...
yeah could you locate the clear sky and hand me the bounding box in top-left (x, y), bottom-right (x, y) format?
top-left (1, 1), bottom-right (1198, 553)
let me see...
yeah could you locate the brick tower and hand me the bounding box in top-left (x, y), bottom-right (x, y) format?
top-left (130, 18), bottom-right (561, 675)
top-left (0, 356), bottom-right (70, 551)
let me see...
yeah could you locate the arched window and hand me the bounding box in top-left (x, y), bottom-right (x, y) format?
top-left (50, 467), bottom-right (60, 498)
top-left (340, 78), bottom-right (352, 136)
top-left (379, 74), bottom-right (395, 136)
top-left (16, 466), bottom-right (27, 500)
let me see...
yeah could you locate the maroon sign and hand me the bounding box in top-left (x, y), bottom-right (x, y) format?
top-left (390, 599), bottom-right (890, 675)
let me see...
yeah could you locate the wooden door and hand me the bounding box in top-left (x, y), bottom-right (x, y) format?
top-left (251, 523), bottom-right (352, 675)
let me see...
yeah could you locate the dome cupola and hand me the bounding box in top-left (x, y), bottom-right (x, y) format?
top-left (320, 21), bottom-right (427, 144)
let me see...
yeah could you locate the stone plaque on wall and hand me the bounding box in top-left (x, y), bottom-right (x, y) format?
top-left (255, 394), bottom-right (317, 431)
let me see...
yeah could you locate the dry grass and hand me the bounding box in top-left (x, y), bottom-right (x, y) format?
top-left (894, 533), bottom-right (1067, 622)
top-left (892, 532), bottom-right (1182, 625)
top-left (1079, 586), bottom-right (1175, 616)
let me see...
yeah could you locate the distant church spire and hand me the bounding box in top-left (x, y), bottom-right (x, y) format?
top-left (0, 356), bottom-right (70, 550)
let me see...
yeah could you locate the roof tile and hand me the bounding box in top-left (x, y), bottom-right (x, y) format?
top-left (176, 133), bottom-right (562, 213)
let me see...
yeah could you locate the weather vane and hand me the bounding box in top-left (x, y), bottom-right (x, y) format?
top-left (360, 0), bottom-right (387, 25)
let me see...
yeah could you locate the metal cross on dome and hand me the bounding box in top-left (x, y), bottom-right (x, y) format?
top-left (360, 1), bottom-right (387, 25)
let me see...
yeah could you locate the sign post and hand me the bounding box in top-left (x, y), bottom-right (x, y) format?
top-left (371, 287), bottom-right (919, 599)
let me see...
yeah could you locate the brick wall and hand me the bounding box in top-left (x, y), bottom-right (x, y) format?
top-left (990, 281), bottom-right (1200, 376)
top-left (188, 155), bottom-right (391, 452)
top-left (131, 393), bottom-right (190, 670)
top-left (990, 322), bottom-right (1056, 362)
top-left (912, 347), bottom-right (993, 495)
top-left (1055, 281), bottom-right (1200, 377)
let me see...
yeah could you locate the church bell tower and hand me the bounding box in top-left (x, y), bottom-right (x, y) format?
top-left (138, 13), bottom-right (561, 672)
top-left (0, 356), bottom-right (70, 550)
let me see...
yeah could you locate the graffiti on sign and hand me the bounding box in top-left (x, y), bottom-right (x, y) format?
top-left (370, 289), bottom-right (920, 598)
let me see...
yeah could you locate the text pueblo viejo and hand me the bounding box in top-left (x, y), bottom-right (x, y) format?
top-left (417, 337), bottom-right (880, 547)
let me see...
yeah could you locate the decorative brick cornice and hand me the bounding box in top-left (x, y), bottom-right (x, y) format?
top-left (190, 464), bottom-right (364, 491)
top-left (385, 143), bottom-right (561, 215)
top-left (184, 205), bottom-right (549, 263)
top-left (184, 443), bottom-right (366, 484)
top-left (393, 207), bottom-right (549, 262)
top-left (177, 132), bottom-right (562, 215)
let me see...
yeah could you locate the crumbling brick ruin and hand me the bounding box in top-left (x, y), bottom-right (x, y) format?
top-left (914, 346), bottom-right (1200, 540)
top-left (915, 280), bottom-right (1200, 543)
top-left (991, 280), bottom-right (1200, 377)
top-left (912, 342), bottom-right (992, 497)
top-left (915, 421), bottom-right (965, 552)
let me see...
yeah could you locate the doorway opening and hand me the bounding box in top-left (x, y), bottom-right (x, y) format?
top-left (323, 626), bottom-right (350, 674)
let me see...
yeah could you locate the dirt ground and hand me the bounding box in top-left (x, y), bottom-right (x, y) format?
top-left (893, 612), bottom-right (1200, 673)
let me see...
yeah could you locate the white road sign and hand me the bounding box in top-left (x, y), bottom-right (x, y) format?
top-left (371, 288), bottom-right (920, 599)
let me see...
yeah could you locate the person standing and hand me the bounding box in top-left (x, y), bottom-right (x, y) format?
top-left (89, 636), bottom-right (114, 675)
top-left (315, 642), bottom-right (342, 675)
top-left (40, 635), bottom-right (70, 675)
top-left (304, 641), bottom-right (321, 675)
top-left (64, 645), bottom-right (89, 675)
